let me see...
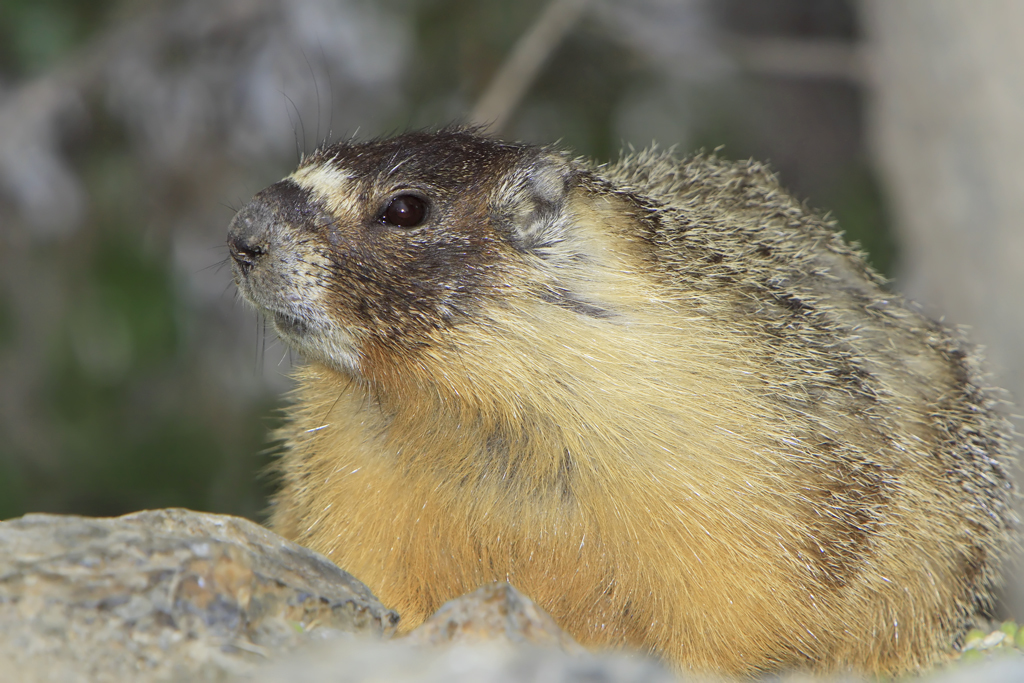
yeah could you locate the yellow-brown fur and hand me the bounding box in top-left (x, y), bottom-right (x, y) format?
top-left (227, 129), bottom-right (1017, 676)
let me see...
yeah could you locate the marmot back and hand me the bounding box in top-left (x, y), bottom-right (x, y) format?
top-left (227, 129), bottom-right (1017, 676)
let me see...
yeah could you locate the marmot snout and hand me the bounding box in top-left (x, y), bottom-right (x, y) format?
top-left (228, 129), bottom-right (1017, 675)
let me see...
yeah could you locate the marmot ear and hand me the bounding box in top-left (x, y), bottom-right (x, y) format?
top-left (491, 152), bottom-right (575, 253)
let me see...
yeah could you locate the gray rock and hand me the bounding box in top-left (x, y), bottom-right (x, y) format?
top-left (236, 582), bottom-right (680, 683)
top-left (924, 653), bottom-right (1024, 683)
top-left (238, 637), bottom-right (677, 683)
top-left (0, 508), bottom-right (398, 682)
top-left (405, 582), bottom-right (585, 653)
top-left (3, 506), bottom-right (1020, 682)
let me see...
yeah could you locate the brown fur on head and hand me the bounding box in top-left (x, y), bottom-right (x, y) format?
top-left (228, 128), bottom-right (1017, 676)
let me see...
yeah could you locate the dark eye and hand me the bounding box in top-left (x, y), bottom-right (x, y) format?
top-left (380, 193), bottom-right (428, 228)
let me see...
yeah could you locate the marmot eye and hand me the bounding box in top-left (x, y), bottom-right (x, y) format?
top-left (380, 193), bottom-right (428, 228)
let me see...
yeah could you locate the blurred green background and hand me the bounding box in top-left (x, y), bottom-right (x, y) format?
top-left (0, 0), bottom-right (892, 521)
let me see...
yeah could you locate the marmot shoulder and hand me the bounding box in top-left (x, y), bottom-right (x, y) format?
top-left (227, 128), bottom-right (1017, 676)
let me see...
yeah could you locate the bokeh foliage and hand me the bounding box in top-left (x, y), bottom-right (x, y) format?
top-left (0, 0), bottom-right (892, 521)
top-left (0, 0), bottom-right (119, 76)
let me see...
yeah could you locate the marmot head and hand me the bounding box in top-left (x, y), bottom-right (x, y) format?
top-left (227, 130), bottom-right (592, 376)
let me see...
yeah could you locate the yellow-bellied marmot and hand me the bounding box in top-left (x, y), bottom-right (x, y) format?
top-left (227, 128), bottom-right (1017, 676)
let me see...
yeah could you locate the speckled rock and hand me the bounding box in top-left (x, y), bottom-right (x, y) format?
top-left (233, 636), bottom-right (1024, 683)
top-left (0, 508), bottom-right (398, 682)
top-left (238, 582), bottom-right (676, 683)
top-left (405, 582), bottom-right (585, 653)
top-left (237, 637), bottom-right (677, 683)
top-left (3, 507), bottom-right (1020, 683)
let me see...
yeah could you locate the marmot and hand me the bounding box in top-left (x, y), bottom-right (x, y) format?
top-left (227, 128), bottom-right (1017, 676)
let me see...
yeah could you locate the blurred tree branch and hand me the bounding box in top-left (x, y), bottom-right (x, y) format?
top-left (469, 0), bottom-right (590, 134)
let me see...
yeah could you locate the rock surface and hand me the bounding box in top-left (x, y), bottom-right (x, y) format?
top-left (238, 637), bottom-right (675, 683)
top-left (239, 582), bottom-right (677, 683)
top-left (0, 508), bottom-right (398, 682)
top-left (405, 582), bottom-right (585, 653)
top-left (4, 508), bottom-right (1024, 682)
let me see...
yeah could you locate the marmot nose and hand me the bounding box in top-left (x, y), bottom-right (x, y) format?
top-left (227, 180), bottom-right (314, 278)
top-left (227, 201), bottom-right (272, 277)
